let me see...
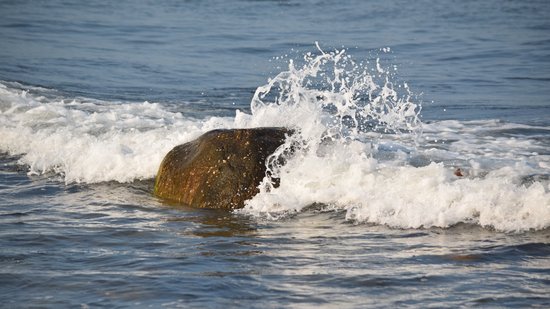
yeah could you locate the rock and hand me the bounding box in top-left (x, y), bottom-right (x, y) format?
top-left (154, 127), bottom-right (290, 209)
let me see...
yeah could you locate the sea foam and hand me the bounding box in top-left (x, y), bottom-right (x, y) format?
top-left (0, 82), bottom-right (234, 183)
top-left (1, 46), bottom-right (549, 232)
top-left (234, 46), bottom-right (550, 232)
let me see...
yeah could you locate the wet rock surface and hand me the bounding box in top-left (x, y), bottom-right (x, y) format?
top-left (154, 128), bottom-right (290, 209)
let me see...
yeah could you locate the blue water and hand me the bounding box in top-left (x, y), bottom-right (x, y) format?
top-left (1, 0), bottom-right (549, 308)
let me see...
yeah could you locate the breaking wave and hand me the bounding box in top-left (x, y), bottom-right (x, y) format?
top-left (1, 45), bottom-right (548, 232)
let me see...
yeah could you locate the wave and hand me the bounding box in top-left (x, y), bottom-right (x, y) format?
top-left (0, 82), bottom-right (235, 183)
top-left (236, 45), bottom-right (550, 232)
top-left (1, 46), bottom-right (549, 232)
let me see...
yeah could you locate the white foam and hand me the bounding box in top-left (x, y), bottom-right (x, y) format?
top-left (235, 47), bottom-right (550, 232)
top-left (1, 45), bottom-right (549, 232)
top-left (0, 83), bottom-right (234, 183)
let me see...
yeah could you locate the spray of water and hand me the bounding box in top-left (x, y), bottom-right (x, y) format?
top-left (1, 45), bottom-right (548, 231)
top-left (236, 45), bottom-right (549, 232)
top-left (235, 44), bottom-right (421, 195)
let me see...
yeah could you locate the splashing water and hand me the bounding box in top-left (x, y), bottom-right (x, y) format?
top-left (235, 43), bottom-right (422, 183)
top-left (240, 43), bottom-right (421, 138)
top-left (236, 46), bottom-right (550, 232)
top-left (0, 45), bottom-right (549, 232)
top-left (235, 45), bottom-right (422, 207)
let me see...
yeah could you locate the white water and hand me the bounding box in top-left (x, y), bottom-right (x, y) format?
top-left (0, 82), bottom-right (234, 183)
top-left (1, 47), bottom-right (549, 232)
top-left (237, 47), bottom-right (550, 232)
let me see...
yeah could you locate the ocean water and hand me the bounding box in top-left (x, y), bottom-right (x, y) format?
top-left (1, 0), bottom-right (549, 307)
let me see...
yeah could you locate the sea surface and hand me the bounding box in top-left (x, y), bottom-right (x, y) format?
top-left (1, 0), bottom-right (549, 308)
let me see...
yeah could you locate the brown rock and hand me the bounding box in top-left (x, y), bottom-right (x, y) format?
top-left (154, 127), bottom-right (290, 209)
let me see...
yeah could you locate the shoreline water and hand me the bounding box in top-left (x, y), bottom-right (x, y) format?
top-left (1, 0), bottom-right (550, 307)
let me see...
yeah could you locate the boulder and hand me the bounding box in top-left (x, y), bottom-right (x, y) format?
top-left (154, 127), bottom-right (290, 209)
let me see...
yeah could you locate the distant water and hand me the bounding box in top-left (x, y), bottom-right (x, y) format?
top-left (1, 0), bottom-right (549, 308)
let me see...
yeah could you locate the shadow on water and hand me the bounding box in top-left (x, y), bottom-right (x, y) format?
top-left (161, 203), bottom-right (259, 238)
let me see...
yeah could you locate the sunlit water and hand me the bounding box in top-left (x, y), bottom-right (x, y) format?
top-left (1, 0), bottom-right (549, 307)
